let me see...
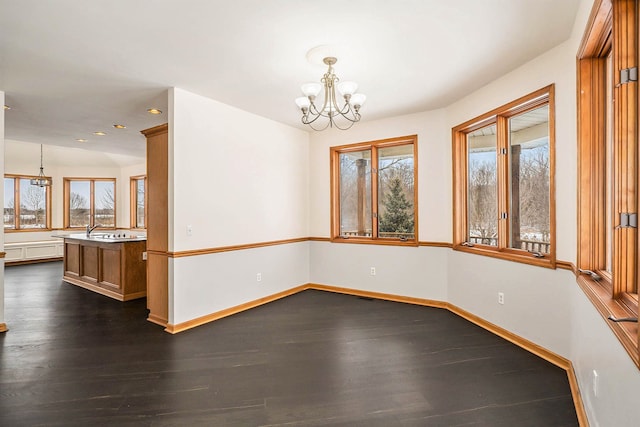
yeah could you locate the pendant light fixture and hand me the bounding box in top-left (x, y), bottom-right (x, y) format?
top-left (295, 56), bottom-right (366, 131)
top-left (30, 144), bottom-right (51, 187)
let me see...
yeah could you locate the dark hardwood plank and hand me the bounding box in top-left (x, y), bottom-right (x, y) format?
top-left (0, 262), bottom-right (578, 426)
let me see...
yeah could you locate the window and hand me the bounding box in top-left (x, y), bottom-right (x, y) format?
top-left (130, 175), bottom-right (146, 229)
top-left (330, 135), bottom-right (418, 245)
top-left (3, 175), bottom-right (51, 231)
top-left (452, 86), bottom-right (555, 268)
top-left (64, 178), bottom-right (116, 228)
top-left (577, 0), bottom-right (639, 366)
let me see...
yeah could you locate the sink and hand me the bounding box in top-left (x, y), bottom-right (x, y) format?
top-left (66, 233), bottom-right (145, 242)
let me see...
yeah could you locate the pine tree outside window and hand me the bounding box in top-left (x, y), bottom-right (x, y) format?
top-left (330, 135), bottom-right (418, 245)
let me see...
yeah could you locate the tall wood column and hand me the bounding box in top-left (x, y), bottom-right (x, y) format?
top-left (141, 124), bottom-right (169, 327)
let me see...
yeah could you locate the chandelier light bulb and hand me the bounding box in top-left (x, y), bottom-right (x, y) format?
top-left (301, 82), bottom-right (322, 98)
top-left (350, 93), bottom-right (367, 108)
top-left (295, 97), bottom-right (311, 110)
top-left (337, 81), bottom-right (358, 96)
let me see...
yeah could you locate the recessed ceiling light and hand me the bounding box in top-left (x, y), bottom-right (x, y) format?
top-left (113, 124), bottom-right (126, 129)
top-left (147, 108), bottom-right (162, 115)
top-left (76, 138), bottom-right (88, 143)
top-left (93, 131), bottom-right (106, 136)
top-left (4, 105), bottom-right (10, 110)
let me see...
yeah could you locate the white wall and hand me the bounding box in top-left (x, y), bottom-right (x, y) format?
top-left (170, 88), bottom-right (310, 251)
top-left (168, 88), bottom-right (310, 324)
top-left (172, 242), bottom-right (309, 324)
top-left (310, 242), bottom-right (448, 302)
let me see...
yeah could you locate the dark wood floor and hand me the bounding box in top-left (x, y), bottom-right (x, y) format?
top-left (0, 262), bottom-right (578, 426)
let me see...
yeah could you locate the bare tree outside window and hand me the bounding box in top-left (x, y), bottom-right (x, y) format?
top-left (136, 178), bottom-right (145, 227)
top-left (4, 176), bottom-right (51, 230)
top-left (65, 179), bottom-right (116, 228)
top-left (467, 125), bottom-right (498, 246)
top-left (468, 157), bottom-right (498, 245)
top-left (509, 105), bottom-right (550, 253)
top-left (20, 182), bottom-right (46, 228)
top-left (69, 191), bottom-right (89, 227)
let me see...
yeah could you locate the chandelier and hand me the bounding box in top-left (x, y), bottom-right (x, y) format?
top-left (295, 57), bottom-right (366, 131)
top-left (30, 144), bottom-right (51, 187)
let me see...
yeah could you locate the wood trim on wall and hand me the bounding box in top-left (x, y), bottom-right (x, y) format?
top-left (146, 237), bottom-right (458, 258)
top-left (171, 237), bottom-right (309, 257)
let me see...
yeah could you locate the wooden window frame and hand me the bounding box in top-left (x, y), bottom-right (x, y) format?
top-left (577, 0), bottom-right (639, 367)
top-left (452, 85), bottom-right (556, 268)
top-left (3, 174), bottom-right (52, 232)
top-left (63, 177), bottom-right (117, 229)
top-left (129, 175), bottom-right (147, 229)
top-left (330, 135), bottom-right (418, 246)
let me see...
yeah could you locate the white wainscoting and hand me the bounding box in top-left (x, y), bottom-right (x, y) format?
top-left (4, 240), bottom-right (64, 263)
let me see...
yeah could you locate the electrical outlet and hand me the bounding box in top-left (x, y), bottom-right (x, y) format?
top-left (142, 251), bottom-right (147, 261)
top-left (498, 292), bottom-right (505, 305)
top-left (370, 267), bottom-right (376, 276)
top-left (592, 370), bottom-right (598, 397)
top-left (187, 225), bottom-right (193, 236)
top-left (256, 273), bottom-right (262, 282)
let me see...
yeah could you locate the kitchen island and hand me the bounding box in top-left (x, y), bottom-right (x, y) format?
top-left (62, 233), bottom-right (147, 301)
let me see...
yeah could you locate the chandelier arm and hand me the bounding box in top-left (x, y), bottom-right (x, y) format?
top-left (308, 117), bottom-right (333, 131)
top-left (303, 106), bottom-right (332, 125)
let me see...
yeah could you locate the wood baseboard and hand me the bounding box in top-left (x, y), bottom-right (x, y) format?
top-left (165, 285), bottom-right (308, 334)
top-left (305, 283), bottom-right (448, 309)
top-left (147, 313), bottom-right (168, 327)
top-left (6, 257), bottom-right (63, 266)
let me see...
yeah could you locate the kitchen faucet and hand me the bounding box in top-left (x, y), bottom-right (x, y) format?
top-left (86, 224), bottom-right (101, 237)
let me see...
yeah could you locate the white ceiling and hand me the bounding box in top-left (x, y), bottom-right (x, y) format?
top-left (0, 0), bottom-right (580, 158)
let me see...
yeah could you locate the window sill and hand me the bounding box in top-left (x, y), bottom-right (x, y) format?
top-left (452, 244), bottom-right (556, 269)
top-left (5, 228), bottom-right (53, 233)
top-left (331, 236), bottom-right (419, 247)
top-left (576, 275), bottom-right (639, 368)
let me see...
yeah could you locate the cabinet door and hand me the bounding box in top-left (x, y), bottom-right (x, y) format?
top-left (81, 245), bottom-right (98, 282)
top-left (64, 242), bottom-right (80, 276)
top-left (99, 246), bottom-right (122, 290)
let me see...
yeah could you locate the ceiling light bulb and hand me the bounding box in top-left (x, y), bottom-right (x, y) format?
top-left (76, 138), bottom-right (88, 142)
top-left (113, 124), bottom-right (126, 129)
top-left (147, 108), bottom-right (162, 115)
top-left (93, 131), bottom-right (106, 136)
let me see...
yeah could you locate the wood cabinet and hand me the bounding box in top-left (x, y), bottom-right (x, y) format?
top-left (63, 237), bottom-right (147, 301)
top-left (142, 124), bottom-right (169, 327)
